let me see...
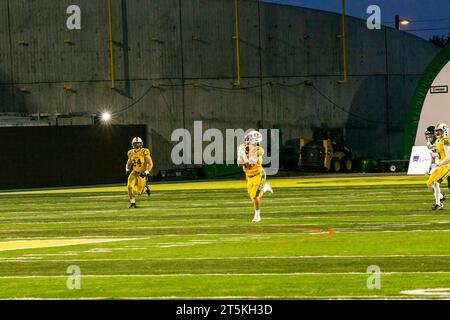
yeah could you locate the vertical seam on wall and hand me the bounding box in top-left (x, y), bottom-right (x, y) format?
top-left (384, 27), bottom-right (391, 157)
top-left (6, 0), bottom-right (15, 111)
top-left (258, 1), bottom-right (264, 127)
top-left (178, 0), bottom-right (186, 130)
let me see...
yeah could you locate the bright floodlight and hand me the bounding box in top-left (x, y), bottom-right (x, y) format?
top-left (101, 112), bottom-right (112, 122)
top-left (400, 19), bottom-right (410, 25)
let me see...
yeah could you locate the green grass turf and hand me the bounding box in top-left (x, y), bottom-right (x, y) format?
top-left (0, 174), bottom-right (450, 299)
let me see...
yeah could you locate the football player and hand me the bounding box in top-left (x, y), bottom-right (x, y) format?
top-left (237, 130), bottom-right (273, 222)
top-left (425, 126), bottom-right (437, 153)
top-left (427, 123), bottom-right (450, 210)
top-left (125, 137), bottom-right (153, 209)
top-left (426, 125), bottom-right (450, 191)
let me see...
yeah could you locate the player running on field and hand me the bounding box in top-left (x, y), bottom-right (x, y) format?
top-left (125, 137), bottom-right (153, 209)
top-left (426, 125), bottom-right (450, 193)
top-left (426, 123), bottom-right (450, 210)
top-left (237, 130), bottom-right (273, 222)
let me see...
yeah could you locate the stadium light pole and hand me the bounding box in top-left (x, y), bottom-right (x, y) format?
top-left (107, 0), bottom-right (116, 89)
top-left (395, 15), bottom-right (410, 30)
top-left (337, 0), bottom-right (348, 84)
top-left (233, 0), bottom-right (241, 87)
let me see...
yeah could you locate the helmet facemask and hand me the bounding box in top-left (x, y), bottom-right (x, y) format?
top-left (425, 133), bottom-right (436, 144)
top-left (244, 135), bottom-right (252, 147)
top-left (133, 142), bottom-right (143, 150)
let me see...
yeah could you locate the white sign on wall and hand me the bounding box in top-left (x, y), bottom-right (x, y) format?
top-left (430, 85), bottom-right (448, 94)
top-left (414, 60), bottom-right (450, 147)
top-left (407, 146), bottom-right (432, 175)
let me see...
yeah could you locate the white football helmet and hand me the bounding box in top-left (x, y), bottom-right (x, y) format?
top-left (131, 137), bottom-right (143, 149)
top-left (435, 123), bottom-right (448, 139)
top-left (244, 130), bottom-right (262, 146)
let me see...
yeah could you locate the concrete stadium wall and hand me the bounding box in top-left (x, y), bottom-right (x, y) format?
top-left (0, 0), bottom-right (440, 174)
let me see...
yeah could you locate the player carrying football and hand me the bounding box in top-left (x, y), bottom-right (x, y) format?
top-left (125, 137), bottom-right (153, 209)
top-left (426, 123), bottom-right (450, 210)
top-left (426, 125), bottom-right (450, 192)
top-left (237, 130), bottom-right (273, 222)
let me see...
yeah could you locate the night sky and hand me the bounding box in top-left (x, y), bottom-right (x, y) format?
top-left (260, 0), bottom-right (450, 40)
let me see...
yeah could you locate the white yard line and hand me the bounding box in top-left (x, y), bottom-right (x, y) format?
top-left (1, 271), bottom-right (450, 279)
top-left (2, 254), bottom-right (450, 263)
top-left (2, 219), bottom-right (446, 226)
top-left (70, 195), bottom-right (126, 199)
top-left (0, 228), bottom-right (447, 246)
top-left (100, 295), bottom-right (446, 300)
top-left (2, 223), bottom-right (449, 232)
top-left (8, 296), bottom-right (436, 300)
top-left (401, 288), bottom-right (450, 296)
top-left (0, 238), bottom-right (140, 252)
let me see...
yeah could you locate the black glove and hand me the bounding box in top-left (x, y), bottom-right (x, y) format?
top-left (125, 170), bottom-right (130, 177)
top-left (140, 171), bottom-right (150, 179)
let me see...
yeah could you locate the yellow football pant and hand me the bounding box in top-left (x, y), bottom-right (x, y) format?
top-left (427, 166), bottom-right (450, 187)
top-left (127, 172), bottom-right (146, 196)
top-left (246, 170), bottom-right (266, 200)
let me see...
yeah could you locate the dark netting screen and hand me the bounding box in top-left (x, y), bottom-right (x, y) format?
top-left (0, 125), bottom-right (147, 189)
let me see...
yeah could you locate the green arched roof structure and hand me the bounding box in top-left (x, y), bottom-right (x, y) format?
top-left (404, 43), bottom-right (450, 159)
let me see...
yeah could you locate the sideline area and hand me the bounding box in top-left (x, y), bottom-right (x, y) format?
top-left (0, 173), bottom-right (427, 195)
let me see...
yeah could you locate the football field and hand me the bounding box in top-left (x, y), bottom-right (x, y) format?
top-left (1, 174), bottom-right (450, 299)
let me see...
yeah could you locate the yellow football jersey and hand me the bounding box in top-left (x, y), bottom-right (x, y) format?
top-left (127, 148), bottom-right (151, 173)
top-left (436, 138), bottom-right (450, 166)
top-left (242, 145), bottom-right (264, 177)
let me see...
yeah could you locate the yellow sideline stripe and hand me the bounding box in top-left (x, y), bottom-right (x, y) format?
top-left (0, 175), bottom-right (428, 195)
top-left (0, 238), bottom-right (136, 252)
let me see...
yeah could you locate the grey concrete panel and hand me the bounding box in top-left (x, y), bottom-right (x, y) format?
top-left (181, 0), bottom-right (236, 78)
top-left (0, 0), bottom-right (442, 170)
top-left (116, 0), bottom-right (182, 81)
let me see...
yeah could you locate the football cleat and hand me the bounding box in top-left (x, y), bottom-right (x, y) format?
top-left (145, 185), bottom-right (151, 196)
top-left (432, 204), bottom-right (443, 211)
top-left (129, 203), bottom-right (137, 209)
top-left (263, 183), bottom-right (273, 195)
top-left (252, 216), bottom-right (261, 223)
